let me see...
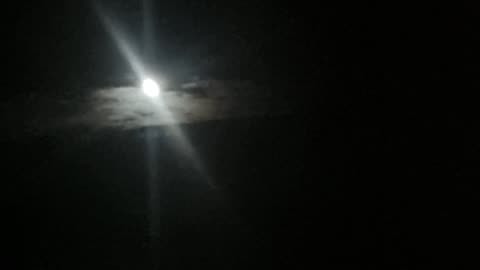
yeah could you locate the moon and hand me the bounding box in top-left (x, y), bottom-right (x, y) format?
top-left (141, 78), bottom-right (161, 98)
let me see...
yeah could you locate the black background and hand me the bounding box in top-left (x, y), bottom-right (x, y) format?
top-left (3, 1), bottom-right (480, 269)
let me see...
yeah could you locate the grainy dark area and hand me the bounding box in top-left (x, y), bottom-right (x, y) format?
top-left (2, 1), bottom-right (479, 269)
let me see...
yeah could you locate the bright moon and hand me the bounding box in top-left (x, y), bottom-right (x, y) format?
top-left (142, 78), bottom-right (160, 98)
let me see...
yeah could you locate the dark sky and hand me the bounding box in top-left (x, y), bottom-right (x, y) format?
top-left (3, 2), bottom-right (480, 269)
top-left (4, 1), bottom-right (365, 90)
top-left (5, 1), bottom-right (476, 102)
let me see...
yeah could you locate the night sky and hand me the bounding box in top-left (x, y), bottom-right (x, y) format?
top-left (3, 1), bottom-right (480, 269)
